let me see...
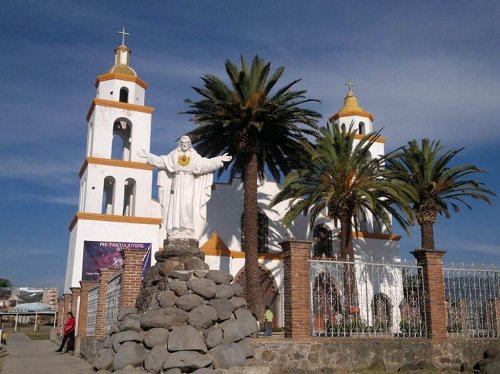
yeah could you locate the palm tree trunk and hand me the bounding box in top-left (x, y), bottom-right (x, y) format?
top-left (340, 215), bottom-right (358, 315)
top-left (243, 153), bottom-right (264, 319)
top-left (420, 221), bottom-right (435, 250)
top-left (340, 215), bottom-right (353, 259)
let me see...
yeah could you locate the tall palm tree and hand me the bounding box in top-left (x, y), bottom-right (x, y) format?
top-left (270, 123), bottom-right (408, 310)
top-left (183, 55), bottom-right (321, 317)
top-left (385, 138), bottom-right (495, 250)
top-left (271, 123), bottom-right (408, 259)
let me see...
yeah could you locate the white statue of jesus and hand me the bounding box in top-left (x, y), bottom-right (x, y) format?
top-left (139, 136), bottom-right (231, 240)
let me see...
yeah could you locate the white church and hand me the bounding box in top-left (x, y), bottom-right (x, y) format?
top-left (63, 38), bottom-right (402, 329)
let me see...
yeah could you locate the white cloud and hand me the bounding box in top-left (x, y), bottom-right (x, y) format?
top-left (0, 158), bottom-right (77, 184)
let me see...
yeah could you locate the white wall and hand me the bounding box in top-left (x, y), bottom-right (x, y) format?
top-left (64, 219), bottom-right (160, 292)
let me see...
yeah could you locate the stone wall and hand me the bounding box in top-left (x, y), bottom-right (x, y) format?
top-left (253, 338), bottom-right (500, 372)
top-left (79, 336), bottom-right (105, 366)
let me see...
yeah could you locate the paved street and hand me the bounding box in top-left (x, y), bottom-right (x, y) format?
top-left (1, 333), bottom-right (93, 374)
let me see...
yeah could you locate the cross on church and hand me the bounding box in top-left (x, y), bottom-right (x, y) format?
top-left (118, 26), bottom-right (130, 46)
top-left (345, 79), bottom-right (355, 91)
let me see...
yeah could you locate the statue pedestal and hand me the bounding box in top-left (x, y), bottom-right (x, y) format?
top-left (139, 238), bottom-right (210, 311)
top-left (155, 238), bottom-right (205, 263)
top-left (152, 238), bottom-right (208, 274)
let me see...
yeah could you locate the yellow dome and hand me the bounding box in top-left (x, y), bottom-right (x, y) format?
top-left (105, 44), bottom-right (137, 77)
top-left (329, 89), bottom-right (374, 122)
top-left (108, 64), bottom-right (137, 76)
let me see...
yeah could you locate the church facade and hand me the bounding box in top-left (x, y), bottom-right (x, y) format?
top-left (63, 40), bottom-right (401, 329)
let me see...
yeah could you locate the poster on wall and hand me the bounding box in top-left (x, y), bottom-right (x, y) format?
top-left (82, 241), bottom-right (151, 281)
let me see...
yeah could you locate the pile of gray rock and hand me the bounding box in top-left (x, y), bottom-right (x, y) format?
top-left (473, 348), bottom-right (500, 373)
top-left (93, 239), bottom-right (260, 373)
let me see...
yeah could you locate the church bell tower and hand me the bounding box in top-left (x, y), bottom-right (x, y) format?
top-left (329, 81), bottom-right (389, 236)
top-left (63, 31), bottom-right (162, 292)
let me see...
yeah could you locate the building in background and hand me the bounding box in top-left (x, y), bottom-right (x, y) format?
top-left (42, 288), bottom-right (59, 309)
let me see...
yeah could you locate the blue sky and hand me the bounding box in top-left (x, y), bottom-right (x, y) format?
top-left (1, 1), bottom-right (499, 288)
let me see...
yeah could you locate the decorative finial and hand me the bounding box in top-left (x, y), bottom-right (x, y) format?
top-left (118, 26), bottom-right (130, 46)
top-left (345, 79), bottom-right (355, 92)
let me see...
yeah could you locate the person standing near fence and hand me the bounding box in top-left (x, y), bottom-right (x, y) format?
top-left (263, 305), bottom-right (273, 337)
top-left (55, 312), bottom-right (75, 353)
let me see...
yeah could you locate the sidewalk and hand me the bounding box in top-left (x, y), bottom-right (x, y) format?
top-left (1, 333), bottom-right (94, 374)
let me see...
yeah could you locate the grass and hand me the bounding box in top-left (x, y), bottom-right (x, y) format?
top-left (24, 332), bottom-right (50, 340)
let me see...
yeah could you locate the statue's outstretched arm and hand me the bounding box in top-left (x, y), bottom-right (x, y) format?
top-left (137, 149), bottom-right (165, 169)
top-left (220, 153), bottom-right (232, 163)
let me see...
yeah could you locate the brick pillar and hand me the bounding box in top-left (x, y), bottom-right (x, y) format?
top-left (70, 287), bottom-right (80, 319)
top-left (95, 268), bottom-right (114, 340)
top-left (77, 281), bottom-right (99, 337)
top-left (412, 249), bottom-right (447, 342)
top-left (70, 287), bottom-right (81, 353)
top-left (493, 300), bottom-right (500, 337)
top-left (75, 281), bottom-right (98, 354)
top-left (121, 249), bottom-right (144, 307)
top-left (56, 299), bottom-right (64, 335)
top-left (63, 293), bottom-right (72, 317)
top-left (280, 240), bottom-right (312, 341)
top-left (485, 299), bottom-right (500, 336)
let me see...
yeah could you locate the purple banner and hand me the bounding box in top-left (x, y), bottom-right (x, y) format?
top-left (82, 241), bottom-right (151, 281)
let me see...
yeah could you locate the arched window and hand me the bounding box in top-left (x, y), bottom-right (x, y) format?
top-left (341, 123), bottom-right (346, 132)
top-left (357, 209), bottom-right (368, 232)
top-left (79, 180), bottom-right (86, 212)
top-left (358, 122), bottom-right (365, 134)
top-left (373, 218), bottom-right (383, 233)
top-left (257, 210), bottom-right (269, 253)
top-left (119, 87), bottom-right (129, 103)
top-left (112, 119), bottom-right (132, 160)
top-left (312, 272), bottom-right (342, 334)
top-left (101, 176), bottom-right (116, 214)
top-left (87, 122), bottom-right (94, 157)
top-left (123, 178), bottom-right (136, 216)
top-left (240, 208), bottom-right (269, 253)
top-left (313, 225), bottom-right (332, 257)
top-left (373, 293), bottom-right (392, 330)
top-left (234, 264), bottom-right (279, 327)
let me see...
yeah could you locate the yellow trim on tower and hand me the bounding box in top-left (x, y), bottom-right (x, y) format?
top-left (341, 231), bottom-right (401, 241)
top-left (79, 157), bottom-right (154, 177)
top-left (201, 247), bottom-right (283, 260)
top-left (69, 213), bottom-right (162, 231)
top-left (354, 134), bottom-right (385, 143)
top-left (199, 232), bottom-right (284, 260)
top-left (87, 98), bottom-right (154, 121)
top-left (96, 73), bottom-right (148, 89)
top-left (329, 110), bottom-right (375, 122)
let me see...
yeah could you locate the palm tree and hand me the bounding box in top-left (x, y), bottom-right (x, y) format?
top-left (271, 123), bottom-right (408, 259)
top-left (270, 123), bottom-right (408, 310)
top-left (183, 55), bottom-right (321, 317)
top-left (0, 278), bottom-right (13, 288)
top-left (385, 138), bottom-right (495, 250)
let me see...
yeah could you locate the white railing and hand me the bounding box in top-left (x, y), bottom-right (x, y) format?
top-left (310, 256), bottom-right (426, 338)
top-left (86, 287), bottom-right (99, 336)
top-left (444, 263), bottom-right (500, 338)
top-left (105, 272), bottom-right (122, 335)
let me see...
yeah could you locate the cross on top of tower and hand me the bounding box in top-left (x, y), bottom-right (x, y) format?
top-left (345, 79), bottom-right (355, 92)
top-left (118, 26), bottom-right (130, 46)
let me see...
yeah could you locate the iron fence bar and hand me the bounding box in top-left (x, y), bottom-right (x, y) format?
top-left (444, 266), bottom-right (500, 338)
top-left (86, 287), bottom-right (99, 336)
top-left (309, 258), bottom-right (426, 338)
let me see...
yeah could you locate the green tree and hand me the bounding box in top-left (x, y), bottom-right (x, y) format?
top-left (270, 123), bottom-right (408, 308)
top-left (0, 278), bottom-right (13, 288)
top-left (385, 139), bottom-right (495, 250)
top-left (271, 123), bottom-right (408, 258)
top-left (184, 55), bottom-right (321, 317)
